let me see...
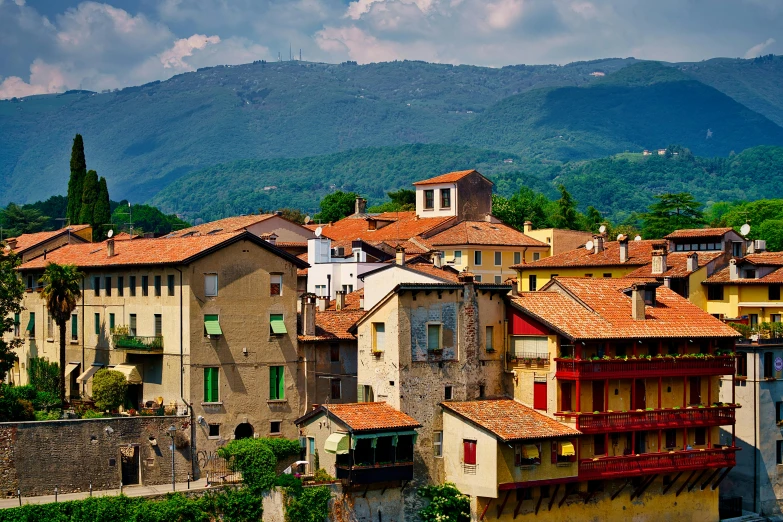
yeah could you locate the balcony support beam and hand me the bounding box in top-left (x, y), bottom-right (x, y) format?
top-left (558, 484), bottom-right (572, 508)
top-left (479, 498), bottom-right (492, 521)
top-left (688, 470), bottom-right (708, 492)
top-left (514, 497), bottom-right (524, 518)
top-left (533, 493), bottom-right (543, 515)
top-left (676, 471), bottom-right (697, 497)
top-left (611, 479), bottom-right (630, 500)
top-left (701, 468), bottom-right (721, 490)
top-left (548, 484), bottom-right (560, 511)
top-left (711, 467), bottom-right (733, 490)
top-left (497, 490), bottom-right (510, 518)
top-left (661, 472), bottom-right (682, 495)
top-left (630, 474), bottom-right (657, 501)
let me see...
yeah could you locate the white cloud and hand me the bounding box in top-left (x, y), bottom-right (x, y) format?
top-left (159, 34), bottom-right (220, 69)
top-left (744, 37), bottom-right (775, 58)
top-left (0, 59), bottom-right (69, 98)
top-left (485, 0), bottom-right (524, 30)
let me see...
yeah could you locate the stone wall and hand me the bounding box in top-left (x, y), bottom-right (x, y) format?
top-left (0, 416), bottom-right (191, 497)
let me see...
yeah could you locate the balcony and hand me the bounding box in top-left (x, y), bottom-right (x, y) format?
top-left (335, 462), bottom-right (414, 484)
top-left (112, 334), bottom-right (163, 352)
top-left (555, 356), bottom-right (735, 380)
top-left (579, 447), bottom-right (737, 480)
top-left (556, 406), bottom-right (738, 434)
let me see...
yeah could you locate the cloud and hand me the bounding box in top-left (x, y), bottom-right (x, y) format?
top-left (0, 59), bottom-right (69, 98)
top-left (485, 0), bottom-right (524, 30)
top-left (744, 37), bottom-right (775, 59)
top-left (159, 34), bottom-right (220, 69)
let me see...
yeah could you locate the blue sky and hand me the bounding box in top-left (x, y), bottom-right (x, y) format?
top-left (1, 0), bottom-right (781, 98)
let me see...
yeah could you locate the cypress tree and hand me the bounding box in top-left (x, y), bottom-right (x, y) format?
top-left (78, 170), bottom-right (99, 232)
top-left (93, 177), bottom-right (112, 239)
top-left (66, 134), bottom-right (87, 225)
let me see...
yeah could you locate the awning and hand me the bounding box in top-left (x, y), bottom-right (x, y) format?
top-left (204, 315), bottom-right (222, 336)
top-left (559, 441), bottom-right (575, 457)
top-left (76, 364), bottom-right (103, 383)
top-left (64, 362), bottom-right (80, 377)
top-left (324, 433), bottom-right (350, 455)
top-left (25, 315), bottom-right (34, 332)
top-left (270, 315), bottom-right (287, 335)
top-left (522, 444), bottom-right (540, 459)
top-left (112, 364), bottom-right (142, 384)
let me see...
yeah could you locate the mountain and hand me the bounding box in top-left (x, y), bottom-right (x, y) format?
top-left (453, 63), bottom-right (783, 161)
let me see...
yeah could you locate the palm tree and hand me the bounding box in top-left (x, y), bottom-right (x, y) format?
top-left (39, 263), bottom-right (83, 406)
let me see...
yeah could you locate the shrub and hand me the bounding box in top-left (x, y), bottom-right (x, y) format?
top-left (34, 410), bottom-right (61, 421)
top-left (91, 370), bottom-right (127, 411)
top-left (34, 391), bottom-right (60, 411)
top-left (283, 485), bottom-right (331, 522)
top-left (27, 358), bottom-right (60, 395)
top-left (82, 409), bottom-right (104, 419)
top-left (218, 439), bottom-right (277, 493)
top-left (418, 483), bottom-right (471, 522)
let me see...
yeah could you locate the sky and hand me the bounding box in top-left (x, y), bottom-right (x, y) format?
top-left (1, 0), bottom-right (781, 99)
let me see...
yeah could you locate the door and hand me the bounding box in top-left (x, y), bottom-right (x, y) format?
top-left (592, 381), bottom-right (604, 412)
top-left (689, 377), bottom-right (701, 405)
top-left (635, 432), bottom-right (646, 455)
top-left (634, 380), bottom-right (646, 410)
top-left (533, 381), bottom-right (547, 410)
top-left (560, 383), bottom-right (572, 412)
top-left (120, 445), bottom-right (140, 485)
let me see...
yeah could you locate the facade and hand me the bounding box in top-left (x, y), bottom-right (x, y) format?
top-left (305, 236), bottom-right (391, 299)
top-left (5, 225), bottom-right (92, 262)
top-left (11, 231), bottom-right (309, 458)
top-left (522, 222), bottom-right (594, 256)
top-left (411, 169), bottom-right (493, 222)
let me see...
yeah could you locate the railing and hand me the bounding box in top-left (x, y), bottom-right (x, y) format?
top-left (112, 334), bottom-right (163, 351)
top-left (556, 406), bottom-right (738, 434)
top-left (579, 447), bottom-right (737, 480)
top-left (555, 356), bottom-right (736, 379)
top-left (335, 462), bottom-right (414, 484)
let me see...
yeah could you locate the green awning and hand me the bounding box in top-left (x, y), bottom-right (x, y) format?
top-left (324, 433), bottom-right (350, 455)
top-left (26, 315), bottom-right (34, 332)
top-left (270, 314), bottom-right (287, 335)
top-left (204, 315), bottom-right (222, 336)
top-left (352, 430), bottom-right (419, 448)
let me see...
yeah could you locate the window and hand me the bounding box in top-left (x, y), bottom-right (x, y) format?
top-left (13, 313), bottom-right (19, 337)
top-left (167, 274), bottom-right (175, 296)
top-left (494, 275), bottom-right (502, 284)
top-left (776, 402), bottom-right (783, 424)
top-left (270, 421), bottom-right (282, 434)
top-left (694, 428), bottom-right (706, 446)
top-left (26, 275), bottom-right (33, 290)
top-left (463, 440), bottom-right (477, 465)
top-left (689, 376), bottom-right (701, 404)
top-left (129, 314), bottom-right (137, 336)
top-left (533, 252), bottom-right (540, 262)
top-left (534, 380), bottom-right (547, 410)
top-left (93, 277), bottom-right (100, 296)
top-left (665, 429), bottom-right (676, 449)
top-left (154, 314), bottom-right (162, 337)
top-left (479, 384), bottom-right (485, 398)
top-left (454, 251), bottom-right (462, 264)
top-left (603, 273), bottom-right (612, 278)
top-left (514, 252), bottom-right (521, 265)
top-left (474, 275), bottom-right (482, 282)
top-left (71, 314), bottom-right (78, 340)
top-left (751, 314), bottom-right (759, 329)
top-left (515, 443), bottom-right (542, 466)
top-left (154, 275), bottom-right (161, 296)
top-left (308, 437), bottom-right (316, 455)
top-left (770, 285), bottom-right (781, 301)
top-left (584, 273), bottom-right (593, 278)
top-left (141, 275), bottom-right (149, 296)
top-left (204, 367), bottom-right (219, 403)
top-left (764, 351), bottom-right (774, 379)
top-left (270, 274), bottom-right (282, 296)
top-left (529, 275), bottom-right (537, 291)
top-left (708, 285), bottom-right (724, 301)
top-left (733, 242), bottom-right (743, 257)
top-left (424, 190), bottom-right (434, 209)
top-left (440, 188), bottom-right (451, 208)
top-left (94, 313), bottom-right (100, 335)
top-left (445, 385), bottom-right (453, 400)
top-left (778, 441), bottom-right (783, 465)
top-left (105, 277), bottom-right (112, 296)
top-left (208, 424), bottom-right (220, 439)
top-left (745, 269), bottom-right (757, 279)
top-left (494, 252), bottom-right (502, 266)
top-left (331, 379), bottom-right (341, 400)
top-left (774, 314), bottom-right (782, 323)
top-left (270, 314), bottom-right (286, 335)
top-left (427, 324), bottom-right (442, 351)
top-left (27, 312), bottom-right (35, 337)
top-left (205, 274), bottom-right (217, 297)
top-left (433, 431), bottom-right (443, 457)
top-left (474, 251), bottom-right (482, 266)
top-left (358, 385), bottom-right (374, 402)
top-left (486, 326), bottom-right (494, 351)
top-left (269, 366), bottom-right (285, 400)
top-left (118, 276), bottom-right (124, 296)
top-left (736, 352), bottom-right (748, 377)
top-left (47, 313), bottom-right (53, 339)
top-left (109, 313), bottom-right (115, 332)
top-left (342, 284), bottom-right (353, 293)
top-left (315, 285), bottom-right (326, 297)
top-left (129, 275), bottom-right (136, 296)
top-left (594, 435), bottom-right (606, 456)
top-left (330, 344), bottom-right (340, 362)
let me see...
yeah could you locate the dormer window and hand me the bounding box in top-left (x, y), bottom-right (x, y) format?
top-left (744, 269), bottom-right (756, 279)
top-left (644, 288), bottom-right (656, 306)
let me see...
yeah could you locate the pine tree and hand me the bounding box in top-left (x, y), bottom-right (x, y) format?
top-left (92, 177), bottom-right (112, 239)
top-left (78, 170), bottom-right (99, 233)
top-left (66, 135), bottom-right (87, 226)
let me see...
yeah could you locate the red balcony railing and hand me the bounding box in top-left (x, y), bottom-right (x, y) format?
top-left (556, 406), bottom-right (738, 434)
top-left (579, 447), bottom-right (737, 480)
top-left (555, 356), bottom-right (736, 380)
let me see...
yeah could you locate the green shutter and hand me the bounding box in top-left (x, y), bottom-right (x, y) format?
top-left (26, 313), bottom-right (35, 332)
top-left (109, 313), bottom-right (115, 331)
top-left (278, 367), bottom-right (285, 400)
top-left (270, 314), bottom-right (286, 335)
top-left (427, 325), bottom-right (440, 350)
top-left (357, 384), bottom-right (364, 403)
top-left (204, 315), bottom-right (222, 336)
top-left (204, 368), bottom-right (218, 402)
top-left (204, 368), bottom-right (210, 402)
top-left (13, 313), bottom-right (19, 326)
top-left (270, 366), bottom-right (284, 400)
top-left (94, 313), bottom-right (100, 335)
top-left (71, 314), bottom-right (78, 338)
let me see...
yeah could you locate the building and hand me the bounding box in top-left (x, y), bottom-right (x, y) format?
top-left (306, 236), bottom-right (392, 299)
top-left (521, 221), bottom-right (593, 256)
top-left (499, 277), bottom-right (740, 521)
top-left (11, 231), bottom-right (309, 457)
top-left (4, 225), bottom-right (93, 262)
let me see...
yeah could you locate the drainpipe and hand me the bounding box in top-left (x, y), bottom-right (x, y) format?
top-left (754, 349), bottom-right (758, 513)
top-left (327, 274), bottom-right (331, 300)
top-left (174, 267), bottom-right (184, 400)
top-left (180, 394), bottom-right (196, 479)
top-left (81, 276), bottom-right (85, 394)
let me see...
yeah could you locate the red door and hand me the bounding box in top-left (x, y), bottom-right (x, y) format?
top-left (689, 377), bottom-right (701, 405)
top-left (561, 383), bottom-right (572, 411)
top-left (634, 380), bottom-right (646, 410)
top-left (592, 381), bottom-right (604, 412)
top-left (534, 382), bottom-right (547, 410)
top-left (463, 440), bottom-right (477, 465)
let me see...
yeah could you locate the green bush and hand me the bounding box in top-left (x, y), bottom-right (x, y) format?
top-left (34, 410), bottom-right (61, 421)
top-left (34, 391), bottom-right (60, 411)
top-left (91, 369), bottom-right (127, 411)
top-left (283, 485), bottom-right (331, 522)
top-left (81, 409), bottom-right (104, 419)
top-left (418, 483), bottom-right (471, 522)
top-left (27, 358), bottom-right (60, 396)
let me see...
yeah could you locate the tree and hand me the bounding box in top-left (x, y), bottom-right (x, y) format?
top-left (92, 369), bottom-right (128, 411)
top-left (39, 263), bottom-right (83, 406)
top-left (367, 189), bottom-right (416, 213)
top-left (111, 203), bottom-right (190, 235)
top-left (78, 170), bottom-right (99, 227)
top-left (92, 177), bottom-right (112, 239)
top-left (553, 184), bottom-right (580, 230)
top-left (491, 187), bottom-right (553, 231)
top-left (0, 253), bottom-right (24, 383)
top-left (67, 134), bottom-right (87, 226)
top-left (278, 208), bottom-right (307, 225)
top-left (584, 206), bottom-right (603, 232)
top-left (0, 203), bottom-right (49, 237)
top-left (314, 191), bottom-right (359, 223)
top-left (641, 192), bottom-right (705, 239)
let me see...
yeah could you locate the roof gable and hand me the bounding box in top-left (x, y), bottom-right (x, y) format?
top-left (295, 402), bottom-right (421, 432)
top-left (412, 169), bottom-right (493, 186)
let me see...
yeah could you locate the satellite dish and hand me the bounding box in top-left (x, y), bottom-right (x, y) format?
top-left (740, 223), bottom-right (751, 236)
top-left (304, 215), bottom-right (311, 225)
top-left (585, 240), bottom-right (594, 251)
top-left (634, 235), bottom-right (642, 241)
top-left (599, 225), bottom-right (607, 234)
top-left (617, 234), bottom-right (625, 241)
top-left (107, 229), bottom-right (114, 238)
top-left (314, 226), bottom-right (323, 238)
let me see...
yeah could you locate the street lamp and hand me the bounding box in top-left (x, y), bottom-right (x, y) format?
top-left (167, 425), bottom-right (177, 491)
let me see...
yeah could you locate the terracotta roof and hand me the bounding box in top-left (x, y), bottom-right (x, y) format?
top-left (111, 232), bottom-right (142, 241)
top-left (297, 402), bottom-right (421, 432)
top-left (412, 169), bottom-right (491, 186)
top-left (299, 309), bottom-right (367, 342)
top-left (441, 399), bottom-right (580, 442)
top-left (664, 228), bottom-right (734, 239)
top-left (625, 251), bottom-right (723, 279)
top-left (428, 220), bottom-right (548, 248)
top-left (306, 211), bottom-right (453, 243)
top-left (704, 265), bottom-right (783, 285)
top-left (512, 240), bottom-right (655, 269)
top-left (6, 225), bottom-right (91, 253)
top-left (743, 252), bottom-right (783, 266)
top-left (17, 231), bottom-right (309, 270)
top-left (297, 253), bottom-right (308, 276)
top-left (359, 259), bottom-right (460, 283)
top-left (510, 277), bottom-right (740, 340)
top-left (327, 288), bottom-right (364, 310)
top-left (165, 215), bottom-right (275, 238)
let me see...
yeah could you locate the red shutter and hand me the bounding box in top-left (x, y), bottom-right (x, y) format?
top-left (463, 440), bottom-right (477, 465)
top-left (534, 382), bottom-right (547, 410)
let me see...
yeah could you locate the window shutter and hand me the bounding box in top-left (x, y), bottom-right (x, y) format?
top-left (204, 368), bottom-right (210, 402)
top-left (428, 325), bottom-right (440, 350)
top-left (357, 384), bottom-right (364, 403)
top-left (463, 440), bottom-right (477, 465)
top-left (71, 314), bottom-right (78, 337)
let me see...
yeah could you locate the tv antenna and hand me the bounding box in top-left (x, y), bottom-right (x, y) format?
top-left (740, 223), bottom-right (751, 237)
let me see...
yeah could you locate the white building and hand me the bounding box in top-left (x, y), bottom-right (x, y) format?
top-left (306, 236), bottom-right (391, 299)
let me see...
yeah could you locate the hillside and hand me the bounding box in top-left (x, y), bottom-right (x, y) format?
top-left (453, 63), bottom-right (783, 161)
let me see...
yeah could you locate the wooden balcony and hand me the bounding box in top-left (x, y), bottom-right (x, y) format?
top-left (556, 406), bottom-right (738, 434)
top-left (335, 462), bottom-right (414, 484)
top-left (579, 447), bottom-right (737, 480)
top-left (555, 356), bottom-right (736, 380)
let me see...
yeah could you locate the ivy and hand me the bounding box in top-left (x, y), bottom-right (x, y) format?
top-left (217, 438), bottom-right (300, 494)
top-left (418, 483), bottom-right (471, 522)
top-left (283, 484), bottom-right (331, 522)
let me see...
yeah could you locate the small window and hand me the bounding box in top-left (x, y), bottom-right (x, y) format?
top-left (109, 313), bottom-right (115, 332)
top-left (205, 274), bottom-right (218, 297)
top-left (331, 379), bottom-right (341, 400)
top-left (154, 314), bottom-right (162, 337)
top-left (603, 273), bottom-right (612, 278)
top-left (359, 384), bottom-right (374, 403)
top-left (474, 275), bottom-right (482, 282)
top-left (774, 314), bottom-right (782, 323)
top-left (141, 275), bottom-right (149, 296)
top-left (445, 385), bottom-right (453, 400)
top-left (308, 437), bottom-right (316, 455)
top-left (93, 277), bottom-right (100, 296)
top-left (529, 275), bottom-right (537, 291)
top-left (204, 367), bottom-right (219, 403)
top-left (440, 188), bottom-right (451, 208)
top-left (486, 326), bottom-right (494, 352)
top-left (533, 252), bottom-right (540, 262)
top-left (665, 429), bottom-right (676, 449)
top-left (433, 431), bottom-right (443, 458)
top-left (270, 274), bottom-right (282, 296)
top-left (745, 269), bottom-right (757, 279)
top-left (372, 323), bottom-right (385, 352)
top-left (270, 366), bottom-right (285, 400)
top-left (13, 313), bottom-right (19, 338)
top-left (94, 313), bottom-right (100, 335)
top-left (764, 351), bottom-right (774, 379)
top-left (454, 251), bottom-right (462, 264)
top-left (776, 401), bottom-right (783, 424)
top-left (105, 277), bottom-right (112, 297)
top-left (427, 324), bottom-right (442, 351)
top-left (514, 252), bottom-right (521, 265)
top-left (118, 276), bottom-right (124, 297)
top-left (479, 384), bottom-right (485, 398)
top-left (342, 284), bottom-right (353, 293)
top-left (584, 273), bottom-right (593, 278)
top-left (129, 314), bottom-right (137, 336)
top-left (330, 344), bottom-right (340, 362)
top-left (694, 428), bottom-right (706, 446)
top-left (778, 441), bottom-right (783, 465)
top-left (736, 352), bottom-right (748, 377)
top-left (463, 440), bottom-right (477, 466)
top-left (494, 252), bottom-right (502, 266)
top-left (315, 285), bottom-right (326, 297)
top-left (71, 314), bottom-right (78, 340)
top-left (26, 275), bottom-right (33, 290)
top-left (474, 251), bottom-right (482, 266)
top-left (424, 190), bottom-right (434, 209)
top-left (770, 285), bottom-right (781, 301)
top-left (270, 421), bottom-right (282, 434)
top-left (27, 312), bottom-right (35, 337)
top-left (167, 274), bottom-right (175, 296)
top-left (154, 275), bottom-right (161, 296)
top-left (708, 285), bottom-right (724, 301)
top-left (129, 275), bottom-right (136, 297)
top-left (494, 275), bottom-right (502, 284)
top-left (208, 424), bottom-right (220, 439)
top-left (751, 314), bottom-right (759, 329)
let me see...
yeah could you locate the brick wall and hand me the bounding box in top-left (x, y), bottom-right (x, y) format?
top-left (0, 416), bottom-right (192, 497)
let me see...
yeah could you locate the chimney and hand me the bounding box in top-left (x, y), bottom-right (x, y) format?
top-left (523, 221), bottom-right (533, 234)
top-left (458, 269), bottom-right (474, 284)
top-left (359, 297), bottom-right (365, 310)
top-left (433, 251), bottom-right (442, 268)
top-left (301, 294), bottom-right (316, 336)
top-left (395, 246), bottom-right (405, 266)
top-left (631, 284), bottom-right (646, 321)
top-left (593, 235), bottom-right (604, 254)
top-left (686, 252), bottom-right (698, 272)
top-left (107, 239), bottom-right (115, 258)
top-left (663, 276), bottom-right (672, 288)
top-left (335, 290), bottom-right (346, 311)
top-left (355, 197), bottom-right (367, 215)
top-left (266, 233), bottom-right (278, 246)
top-left (651, 243), bottom-right (667, 275)
top-left (618, 235), bottom-right (629, 263)
top-left (317, 297), bottom-right (327, 312)
top-left (274, 210), bottom-right (282, 216)
top-left (5, 238), bottom-right (17, 249)
top-left (729, 259), bottom-right (738, 281)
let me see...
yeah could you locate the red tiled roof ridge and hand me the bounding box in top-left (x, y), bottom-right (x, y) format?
top-left (512, 239), bottom-right (658, 269)
top-left (166, 214), bottom-right (276, 238)
top-left (664, 227), bottom-right (734, 239)
top-left (428, 220), bottom-right (548, 248)
top-left (319, 402), bottom-right (421, 431)
top-left (6, 225), bottom-right (91, 253)
top-left (412, 169), bottom-right (482, 186)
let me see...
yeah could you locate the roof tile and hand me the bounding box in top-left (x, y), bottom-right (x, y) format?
top-left (6, 225), bottom-right (91, 253)
top-left (428, 220), bottom-right (547, 248)
top-left (317, 402), bottom-right (421, 432)
top-left (307, 211), bottom-right (453, 243)
top-left (664, 228), bottom-right (734, 239)
top-left (412, 169), bottom-right (489, 186)
top-left (166, 215), bottom-right (275, 238)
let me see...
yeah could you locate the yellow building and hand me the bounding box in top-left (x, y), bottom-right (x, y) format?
top-left (5, 225), bottom-right (93, 262)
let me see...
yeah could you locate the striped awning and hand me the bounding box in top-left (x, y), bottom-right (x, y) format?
top-left (324, 433), bottom-right (350, 455)
top-left (270, 315), bottom-right (287, 335)
top-left (76, 364), bottom-right (103, 383)
top-left (204, 315), bottom-right (222, 336)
